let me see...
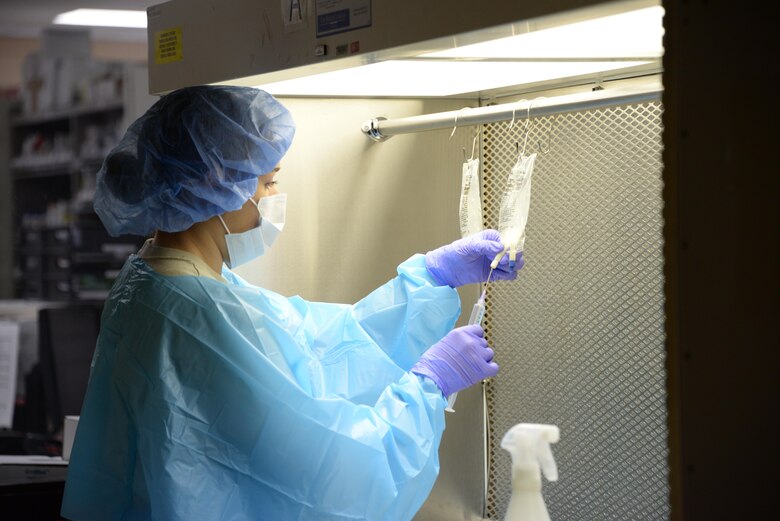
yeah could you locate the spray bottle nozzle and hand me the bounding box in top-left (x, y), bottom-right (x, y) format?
top-left (501, 423), bottom-right (560, 482)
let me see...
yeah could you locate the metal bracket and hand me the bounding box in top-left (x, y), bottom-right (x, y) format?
top-left (361, 117), bottom-right (390, 142)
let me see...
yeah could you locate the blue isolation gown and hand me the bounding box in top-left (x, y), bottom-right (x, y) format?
top-left (60, 253), bottom-right (460, 521)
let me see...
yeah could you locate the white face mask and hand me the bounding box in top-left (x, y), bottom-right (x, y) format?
top-left (218, 193), bottom-right (287, 269)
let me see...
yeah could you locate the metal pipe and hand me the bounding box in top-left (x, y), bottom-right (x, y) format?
top-left (361, 85), bottom-right (662, 141)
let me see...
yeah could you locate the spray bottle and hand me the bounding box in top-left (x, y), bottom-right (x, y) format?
top-left (501, 423), bottom-right (559, 521)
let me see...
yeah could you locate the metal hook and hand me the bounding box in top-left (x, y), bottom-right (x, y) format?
top-left (470, 127), bottom-right (482, 160)
top-left (462, 127), bottom-right (481, 161)
top-left (449, 107), bottom-right (471, 140)
top-left (508, 99), bottom-right (527, 131)
top-left (521, 111), bottom-right (531, 155)
top-left (522, 97), bottom-right (547, 155)
top-left (537, 115), bottom-right (556, 154)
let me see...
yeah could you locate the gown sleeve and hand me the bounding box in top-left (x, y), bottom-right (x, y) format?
top-left (352, 254), bottom-right (461, 369)
top-left (224, 254), bottom-right (462, 371)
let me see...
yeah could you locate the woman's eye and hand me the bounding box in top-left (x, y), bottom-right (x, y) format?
top-left (264, 181), bottom-right (278, 190)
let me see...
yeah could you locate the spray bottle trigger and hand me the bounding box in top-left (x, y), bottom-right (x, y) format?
top-left (537, 438), bottom-right (559, 482)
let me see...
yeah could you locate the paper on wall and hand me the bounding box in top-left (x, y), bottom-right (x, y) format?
top-left (0, 322), bottom-right (21, 428)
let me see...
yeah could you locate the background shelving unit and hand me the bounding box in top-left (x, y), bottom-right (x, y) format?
top-left (6, 63), bottom-right (154, 302)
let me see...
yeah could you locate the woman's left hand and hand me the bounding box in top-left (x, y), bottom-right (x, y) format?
top-left (425, 230), bottom-right (523, 288)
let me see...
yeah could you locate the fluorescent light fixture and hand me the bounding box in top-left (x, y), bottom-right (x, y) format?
top-left (423, 7), bottom-right (664, 59)
top-left (259, 60), bottom-right (650, 97)
top-left (255, 5), bottom-right (663, 97)
top-left (53, 9), bottom-right (147, 29)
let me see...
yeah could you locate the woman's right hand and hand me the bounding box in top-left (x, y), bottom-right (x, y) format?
top-left (411, 325), bottom-right (499, 397)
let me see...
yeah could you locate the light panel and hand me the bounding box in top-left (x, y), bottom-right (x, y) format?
top-left (259, 60), bottom-right (650, 97)
top-left (423, 7), bottom-right (664, 59)
top-left (256, 5), bottom-right (663, 97)
top-left (53, 9), bottom-right (147, 29)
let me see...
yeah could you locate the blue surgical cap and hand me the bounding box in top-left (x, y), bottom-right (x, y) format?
top-left (94, 86), bottom-right (296, 236)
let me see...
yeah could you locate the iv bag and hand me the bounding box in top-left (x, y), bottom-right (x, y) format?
top-left (497, 153), bottom-right (537, 254)
top-left (459, 158), bottom-right (483, 238)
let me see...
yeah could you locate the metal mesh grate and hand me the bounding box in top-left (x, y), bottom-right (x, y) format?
top-left (482, 102), bottom-right (668, 520)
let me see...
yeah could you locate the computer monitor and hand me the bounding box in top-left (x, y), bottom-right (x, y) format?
top-left (37, 305), bottom-right (100, 434)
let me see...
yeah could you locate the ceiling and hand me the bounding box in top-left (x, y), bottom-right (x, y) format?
top-left (0, 0), bottom-right (156, 42)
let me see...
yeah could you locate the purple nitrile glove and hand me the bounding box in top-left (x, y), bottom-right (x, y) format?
top-left (425, 229), bottom-right (523, 288)
top-left (411, 325), bottom-right (499, 397)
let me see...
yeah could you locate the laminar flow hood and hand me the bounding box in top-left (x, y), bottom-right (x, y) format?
top-left (146, 0), bottom-right (663, 98)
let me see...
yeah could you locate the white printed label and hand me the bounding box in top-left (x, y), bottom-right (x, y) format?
top-left (282, 0), bottom-right (308, 29)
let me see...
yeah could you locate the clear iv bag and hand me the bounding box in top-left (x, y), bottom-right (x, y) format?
top-left (459, 158), bottom-right (483, 238)
top-left (497, 153), bottom-right (537, 255)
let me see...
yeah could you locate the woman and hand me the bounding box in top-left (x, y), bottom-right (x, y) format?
top-left (61, 85), bottom-right (522, 521)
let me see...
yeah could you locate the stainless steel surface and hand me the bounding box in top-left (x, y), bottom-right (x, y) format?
top-left (482, 101), bottom-right (668, 519)
top-left (413, 382), bottom-right (486, 521)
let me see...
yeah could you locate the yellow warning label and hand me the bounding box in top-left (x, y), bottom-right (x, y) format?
top-left (155, 27), bottom-right (183, 64)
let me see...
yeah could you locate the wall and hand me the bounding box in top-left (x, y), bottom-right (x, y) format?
top-left (0, 37), bottom-right (37, 92)
top-left (0, 37), bottom-right (147, 91)
top-left (233, 97), bottom-right (479, 305)
top-left (232, 96), bottom-right (485, 520)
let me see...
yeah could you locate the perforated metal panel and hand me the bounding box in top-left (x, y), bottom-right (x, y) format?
top-left (482, 102), bottom-right (668, 520)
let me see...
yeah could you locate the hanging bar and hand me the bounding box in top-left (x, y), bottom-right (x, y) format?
top-left (361, 84), bottom-right (662, 142)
